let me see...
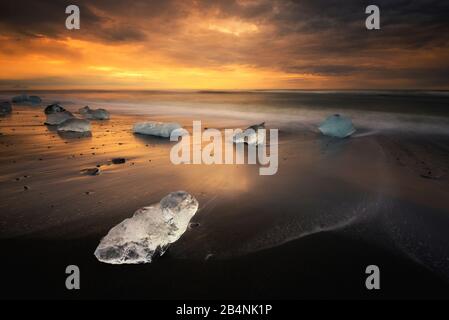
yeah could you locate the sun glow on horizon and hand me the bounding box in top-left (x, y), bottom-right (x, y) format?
top-left (0, 35), bottom-right (326, 90)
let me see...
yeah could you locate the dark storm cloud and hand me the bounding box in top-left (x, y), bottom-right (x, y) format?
top-left (0, 0), bottom-right (448, 88)
top-left (1, 0), bottom-right (448, 47)
top-left (0, 0), bottom-right (148, 42)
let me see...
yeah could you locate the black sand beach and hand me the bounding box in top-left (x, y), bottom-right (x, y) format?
top-left (1, 90), bottom-right (449, 299)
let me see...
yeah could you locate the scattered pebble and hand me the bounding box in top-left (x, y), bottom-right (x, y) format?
top-left (81, 168), bottom-right (100, 176)
top-left (420, 171), bottom-right (444, 180)
top-left (189, 222), bottom-right (200, 229)
top-left (112, 157), bottom-right (126, 164)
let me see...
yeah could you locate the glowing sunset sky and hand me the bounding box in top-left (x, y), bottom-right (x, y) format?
top-left (1, 0), bottom-right (448, 90)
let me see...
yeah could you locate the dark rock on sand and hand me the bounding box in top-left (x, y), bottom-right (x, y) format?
top-left (0, 101), bottom-right (12, 115)
top-left (189, 222), bottom-right (200, 229)
top-left (112, 158), bottom-right (126, 164)
top-left (81, 168), bottom-right (100, 176)
top-left (420, 171), bottom-right (444, 180)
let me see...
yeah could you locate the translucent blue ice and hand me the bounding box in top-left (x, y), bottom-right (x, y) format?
top-left (318, 114), bottom-right (355, 138)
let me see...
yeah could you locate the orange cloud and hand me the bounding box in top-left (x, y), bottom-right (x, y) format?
top-left (1, 0), bottom-right (448, 89)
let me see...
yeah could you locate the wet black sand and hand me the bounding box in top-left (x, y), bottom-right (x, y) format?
top-left (1, 105), bottom-right (449, 299)
top-left (1, 231), bottom-right (448, 299)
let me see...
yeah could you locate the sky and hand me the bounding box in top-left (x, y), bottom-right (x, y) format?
top-left (0, 0), bottom-right (448, 90)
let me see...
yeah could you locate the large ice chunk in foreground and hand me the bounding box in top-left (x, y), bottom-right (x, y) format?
top-left (318, 114), bottom-right (355, 138)
top-left (233, 122), bottom-right (266, 145)
top-left (79, 106), bottom-right (110, 120)
top-left (94, 191), bottom-right (199, 264)
top-left (133, 121), bottom-right (182, 138)
top-left (57, 118), bottom-right (91, 133)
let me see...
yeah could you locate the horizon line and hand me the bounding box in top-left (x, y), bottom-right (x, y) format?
top-left (1, 88), bottom-right (449, 92)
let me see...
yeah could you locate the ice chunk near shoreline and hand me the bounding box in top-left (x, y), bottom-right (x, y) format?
top-left (45, 111), bottom-right (75, 125)
top-left (133, 121), bottom-right (182, 138)
top-left (94, 191), bottom-right (199, 264)
top-left (0, 101), bottom-right (12, 115)
top-left (44, 103), bottom-right (74, 125)
top-left (318, 114), bottom-right (355, 138)
top-left (12, 94), bottom-right (29, 103)
top-left (233, 122), bottom-right (266, 145)
top-left (11, 94), bottom-right (41, 105)
top-left (28, 96), bottom-right (42, 105)
top-left (57, 118), bottom-right (91, 133)
top-left (44, 103), bottom-right (66, 114)
top-left (79, 106), bottom-right (110, 120)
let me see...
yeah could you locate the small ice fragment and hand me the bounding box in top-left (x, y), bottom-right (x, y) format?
top-left (57, 118), bottom-right (91, 132)
top-left (79, 106), bottom-right (110, 120)
top-left (318, 114), bottom-right (355, 138)
top-left (133, 121), bottom-right (182, 138)
top-left (233, 122), bottom-right (265, 145)
top-left (45, 111), bottom-right (75, 125)
top-left (0, 101), bottom-right (12, 115)
top-left (94, 191), bottom-right (199, 264)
